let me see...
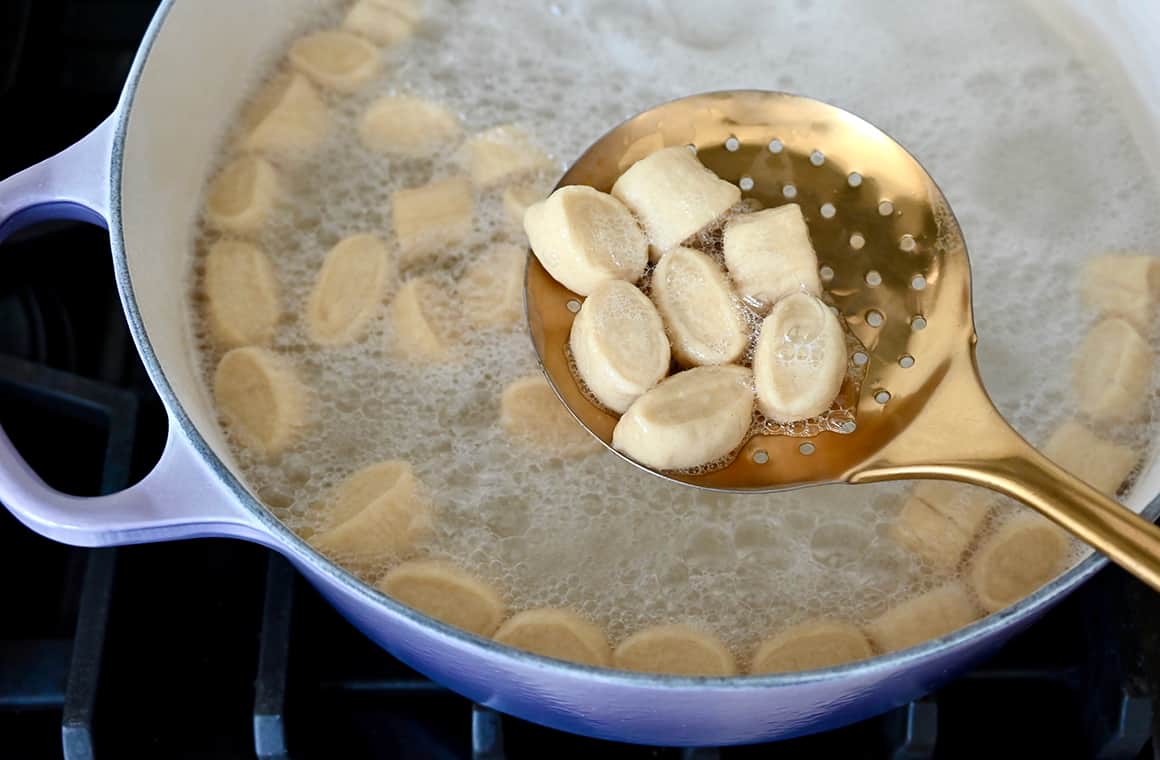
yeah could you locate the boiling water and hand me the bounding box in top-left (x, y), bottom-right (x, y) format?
top-left (189, 0), bottom-right (1160, 654)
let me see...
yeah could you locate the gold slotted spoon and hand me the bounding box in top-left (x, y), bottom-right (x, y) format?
top-left (525, 90), bottom-right (1160, 592)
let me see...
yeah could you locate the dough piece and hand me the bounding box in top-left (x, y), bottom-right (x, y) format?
top-left (205, 155), bottom-right (280, 234)
top-left (753, 292), bottom-right (847, 422)
top-left (240, 73), bottom-right (329, 160)
top-left (204, 240), bottom-right (280, 348)
top-left (651, 246), bottom-right (748, 367)
top-left (1073, 318), bottom-right (1153, 422)
top-left (503, 184), bottom-right (545, 225)
top-left (889, 496), bottom-right (974, 573)
top-left (500, 375), bottom-right (602, 459)
top-left (1079, 254), bottom-right (1160, 332)
top-left (467, 125), bottom-right (555, 188)
top-left (391, 176), bottom-right (473, 264)
top-left (523, 185), bottom-right (648, 296)
top-left (387, 277), bottom-right (454, 362)
top-left (750, 620), bottom-right (873, 674)
top-left (613, 365), bottom-right (755, 470)
top-left (343, 0), bottom-right (419, 47)
top-left (213, 347), bottom-right (306, 454)
top-left (723, 204), bottom-right (822, 308)
top-left (909, 481), bottom-right (997, 538)
top-left (1041, 419), bottom-right (1138, 496)
top-left (493, 608), bottom-right (611, 667)
top-left (358, 95), bottom-right (462, 158)
top-left (569, 280), bottom-right (671, 413)
top-left (377, 559), bottom-right (505, 636)
top-left (970, 513), bottom-right (1070, 612)
top-left (311, 459), bottom-right (432, 560)
top-left (459, 243), bottom-right (525, 329)
top-left (306, 234), bottom-right (391, 345)
top-left (611, 146), bottom-right (740, 261)
top-left (865, 582), bottom-right (979, 653)
top-left (288, 29), bottom-right (381, 93)
top-left (612, 624), bottom-right (736, 676)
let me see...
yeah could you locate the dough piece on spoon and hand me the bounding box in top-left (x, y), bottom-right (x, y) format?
top-left (493, 608), bottom-right (611, 667)
top-left (612, 623), bottom-right (736, 676)
top-left (391, 176), bottom-right (473, 265)
top-left (1073, 318), bottom-right (1153, 422)
top-left (723, 204), bottom-right (822, 308)
top-left (387, 277), bottom-right (455, 362)
top-left (969, 513), bottom-right (1070, 612)
top-left (1079, 254), bottom-right (1160, 333)
top-left (613, 365), bottom-right (754, 470)
top-left (205, 155), bottom-right (280, 234)
top-left (305, 234), bottom-right (391, 346)
top-left (1041, 420), bottom-right (1138, 496)
top-left (651, 246), bottom-right (749, 367)
top-left (753, 292), bottom-right (847, 423)
top-left (289, 29), bottom-right (381, 93)
top-left (611, 146), bottom-right (741, 261)
top-left (240, 73), bottom-right (329, 160)
top-left (311, 459), bottom-right (432, 561)
top-left (865, 582), bottom-right (979, 653)
top-left (343, 0), bottom-right (419, 47)
top-left (500, 375), bottom-right (602, 459)
top-left (523, 186), bottom-right (648, 296)
top-left (459, 243), bottom-right (525, 329)
top-left (359, 95), bottom-right (462, 158)
top-left (213, 347), bottom-right (306, 455)
top-left (204, 240), bottom-right (280, 348)
top-left (466, 125), bottom-right (555, 187)
top-left (750, 620), bottom-right (873, 674)
top-left (377, 559), bottom-right (505, 636)
top-left (569, 280), bottom-right (670, 413)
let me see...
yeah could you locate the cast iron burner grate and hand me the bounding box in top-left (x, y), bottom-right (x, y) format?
top-left (1, 0), bottom-right (1159, 757)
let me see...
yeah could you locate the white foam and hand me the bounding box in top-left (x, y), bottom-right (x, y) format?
top-left (188, 0), bottom-right (1160, 655)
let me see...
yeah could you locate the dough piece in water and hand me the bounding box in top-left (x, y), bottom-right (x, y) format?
top-left (388, 277), bottom-right (454, 362)
top-left (1042, 419), bottom-right (1138, 495)
top-left (204, 240), bottom-right (280, 348)
top-left (493, 608), bottom-right (611, 667)
top-left (500, 375), bottom-right (602, 459)
top-left (865, 582), bottom-right (979, 653)
top-left (611, 146), bottom-right (741, 261)
top-left (753, 292), bottom-right (847, 422)
top-left (1079, 254), bottom-right (1160, 332)
top-left (305, 234), bottom-right (391, 345)
top-left (613, 365), bottom-right (755, 470)
top-left (459, 243), bottom-right (525, 329)
top-left (1073, 318), bottom-right (1153, 422)
top-left (503, 184), bottom-right (545, 225)
top-left (205, 155), bottom-right (280, 234)
top-left (750, 620), bottom-right (873, 674)
top-left (909, 481), bottom-right (997, 538)
top-left (311, 459), bottom-right (432, 561)
top-left (969, 513), bottom-right (1070, 612)
top-left (523, 186), bottom-right (648, 296)
top-left (240, 73), bottom-right (329, 160)
top-left (288, 29), bottom-right (380, 93)
top-left (391, 176), bottom-right (473, 264)
top-left (358, 95), bottom-right (462, 158)
top-left (723, 204), bottom-right (822, 308)
top-left (377, 559), bottom-right (505, 637)
top-left (467, 125), bottom-right (554, 188)
top-left (889, 496), bottom-right (975, 572)
top-left (612, 624), bottom-right (736, 676)
top-left (343, 0), bottom-right (419, 47)
top-left (213, 347), bottom-right (306, 455)
top-left (651, 246), bottom-right (748, 367)
top-left (569, 280), bottom-right (670, 413)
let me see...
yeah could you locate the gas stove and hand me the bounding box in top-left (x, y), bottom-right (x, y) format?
top-left (1, 1), bottom-right (1158, 757)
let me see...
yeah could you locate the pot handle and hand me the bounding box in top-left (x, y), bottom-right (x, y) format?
top-left (0, 117), bottom-right (264, 546)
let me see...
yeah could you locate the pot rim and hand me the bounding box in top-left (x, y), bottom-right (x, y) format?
top-left (108, 0), bottom-right (1155, 690)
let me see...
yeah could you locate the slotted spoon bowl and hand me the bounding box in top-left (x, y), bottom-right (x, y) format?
top-left (526, 90), bottom-right (1160, 592)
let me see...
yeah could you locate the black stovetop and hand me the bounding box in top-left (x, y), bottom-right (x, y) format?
top-left (1, 1), bottom-right (1158, 757)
